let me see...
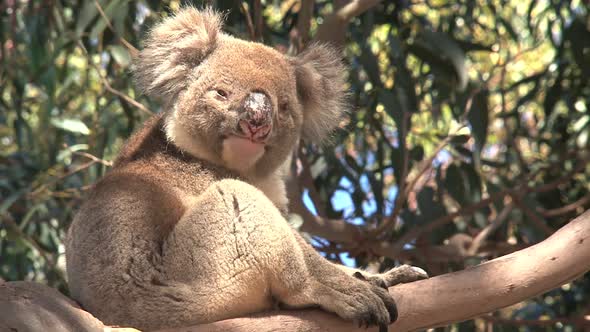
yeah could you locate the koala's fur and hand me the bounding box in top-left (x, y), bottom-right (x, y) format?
top-left (66, 8), bottom-right (426, 331)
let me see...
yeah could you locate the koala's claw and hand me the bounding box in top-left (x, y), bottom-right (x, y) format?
top-left (376, 286), bottom-right (398, 324)
top-left (356, 264), bottom-right (429, 290)
top-left (329, 280), bottom-right (397, 330)
top-left (382, 264), bottom-right (428, 287)
top-left (368, 285), bottom-right (397, 325)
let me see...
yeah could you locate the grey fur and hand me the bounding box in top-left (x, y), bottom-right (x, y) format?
top-left (66, 8), bottom-right (427, 331)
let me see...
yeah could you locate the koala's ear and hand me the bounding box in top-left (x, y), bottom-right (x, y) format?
top-left (133, 7), bottom-right (222, 102)
top-left (293, 43), bottom-right (348, 144)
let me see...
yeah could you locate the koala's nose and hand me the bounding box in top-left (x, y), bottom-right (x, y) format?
top-left (238, 92), bottom-right (272, 142)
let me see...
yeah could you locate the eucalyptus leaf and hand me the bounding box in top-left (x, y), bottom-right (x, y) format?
top-left (109, 45), bottom-right (132, 67)
top-left (50, 118), bottom-right (91, 135)
top-left (467, 89), bottom-right (489, 161)
top-left (409, 30), bottom-right (468, 91)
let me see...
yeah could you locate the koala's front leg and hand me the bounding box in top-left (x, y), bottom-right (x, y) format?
top-left (280, 235), bottom-right (400, 329)
top-left (166, 179), bottom-right (400, 329)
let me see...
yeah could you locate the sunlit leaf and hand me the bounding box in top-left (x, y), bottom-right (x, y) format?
top-left (50, 118), bottom-right (91, 135)
top-left (109, 45), bottom-right (132, 68)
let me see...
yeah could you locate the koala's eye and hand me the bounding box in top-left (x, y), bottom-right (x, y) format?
top-left (214, 89), bottom-right (228, 100)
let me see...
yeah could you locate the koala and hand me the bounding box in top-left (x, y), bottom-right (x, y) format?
top-left (65, 7), bottom-right (427, 331)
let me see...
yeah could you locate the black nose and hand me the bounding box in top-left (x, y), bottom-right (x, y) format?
top-left (240, 92), bottom-right (272, 128)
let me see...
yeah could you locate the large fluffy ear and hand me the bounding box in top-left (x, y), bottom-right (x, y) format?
top-left (293, 43), bottom-right (348, 144)
top-left (133, 7), bottom-right (222, 102)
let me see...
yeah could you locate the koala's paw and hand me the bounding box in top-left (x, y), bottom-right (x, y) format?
top-left (324, 280), bottom-right (397, 330)
top-left (354, 265), bottom-right (428, 289)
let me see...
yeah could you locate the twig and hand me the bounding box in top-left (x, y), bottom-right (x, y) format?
top-left (72, 151), bottom-right (113, 167)
top-left (29, 160), bottom-right (97, 198)
top-left (292, 151), bottom-right (589, 261)
top-left (403, 130), bottom-right (461, 200)
top-left (47, 185), bottom-right (93, 198)
top-left (77, 41), bottom-right (151, 115)
top-left (538, 193), bottom-right (590, 217)
top-left (373, 124), bottom-right (466, 236)
top-left (389, 190), bottom-right (510, 254)
top-left (386, 153), bottom-right (589, 252)
top-left (238, 2), bottom-right (256, 41)
top-left (94, 0), bottom-right (139, 57)
top-left (468, 204), bottom-right (514, 255)
top-left (512, 196), bottom-right (554, 236)
top-left (1, 214), bottom-right (53, 264)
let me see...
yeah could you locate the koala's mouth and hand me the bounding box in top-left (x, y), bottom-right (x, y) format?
top-left (236, 119), bottom-right (272, 144)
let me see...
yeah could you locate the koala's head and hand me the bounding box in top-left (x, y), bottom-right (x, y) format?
top-left (134, 8), bottom-right (347, 178)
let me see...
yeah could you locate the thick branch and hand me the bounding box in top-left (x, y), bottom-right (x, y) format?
top-left (158, 210), bottom-right (590, 332)
top-left (5, 213), bottom-right (588, 332)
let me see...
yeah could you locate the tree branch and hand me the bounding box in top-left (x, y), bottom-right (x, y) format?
top-left (156, 210), bottom-right (590, 332)
top-left (314, 0), bottom-right (382, 45)
top-left (4, 213), bottom-right (588, 332)
top-left (537, 193), bottom-right (590, 217)
top-left (467, 203), bottom-right (514, 255)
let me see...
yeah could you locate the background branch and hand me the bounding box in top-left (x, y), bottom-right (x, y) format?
top-left (314, 0), bottom-right (382, 45)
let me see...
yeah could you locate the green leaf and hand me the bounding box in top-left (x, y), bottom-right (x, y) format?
top-left (50, 118), bottom-right (91, 135)
top-left (564, 17), bottom-right (590, 77)
top-left (416, 186), bottom-right (447, 224)
top-left (56, 144), bottom-right (90, 163)
top-left (451, 135), bottom-right (470, 145)
top-left (359, 45), bottom-right (383, 88)
top-left (498, 17), bottom-right (519, 42)
top-left (460, 163), bottom-right (482, 203)
top-left (0, 189), bottom-right (28, 215)
top-left (380, 88), bottom-right (415, 130)
top-left (410, 145), bottom-right (424, 161)
top-left (408, 30), bottom-right (468, 91)
top-left (90, 0), bottom-right (127, 40)
top-left (454, 39), bottom-right (493, 52)
top-left (76, 0), bottom-right (109, 36)
top-left (344, 153), bottom-right (362, 174)
top-left (543, 75), bottom-right (563, 118)
top-left (467, 89), bottom-right (489, 160)
top-left (109, 45), bottom-right (131, 68)
top-left (444, 163), bottom-right (467, 204)
top-left (287, 213), bottom-right (304, 230)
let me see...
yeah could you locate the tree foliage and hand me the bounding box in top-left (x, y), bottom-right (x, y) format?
top-left (1, 0), bottom-right (589, 330)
